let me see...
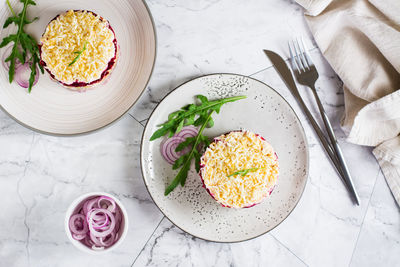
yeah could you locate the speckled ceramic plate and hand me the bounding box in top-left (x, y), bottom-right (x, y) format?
top-left (141, 74), bottom-right (309, 242)
top-left (0, 0), bottom-right (155, 135)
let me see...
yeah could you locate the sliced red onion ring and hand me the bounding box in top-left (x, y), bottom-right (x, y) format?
top-left (114, 209), bottom-right (122, 233)
top-left (88, 211), bottom-right (107, 222)
top-left (2, 46), bottom-right (22, 70)
top-left (160, 126), bottom-right (198, 164)
top-left (83, 197), bottom-right (98, 214)
top-left (98, 196), bottom-right (116, 212)
top-left (69, 195), bottom-right (123, 250)
top-left (175, 125), bottom-right (198, 139)
top-left (14, 62), bottom-right (39, 89)
top-left (99, 232), bottom-right (115, 247)
top-left (87, 209), bottom-right (116, 238)
top-left (161, 136), bottom-right (191, 164)
top-left (89, 231), bottom-right (103, 246)
top-left (89, 211), bottom-right (109, 230)
top-left (69, 214), bottom-right (88, 235)
top-left (72, 233), bottom-right (86, 241)
top-left (84, 235), bottom-right (94, 246)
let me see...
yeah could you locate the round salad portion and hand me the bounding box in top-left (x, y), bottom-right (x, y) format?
top-left (199, 130), bottom-right (279, 208)
top-left (40, 10), bottom-right (118, 89)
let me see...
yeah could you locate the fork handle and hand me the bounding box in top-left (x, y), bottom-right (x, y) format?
top-left (292, 91), bottom-right (345, 178)
top-left (310, 85), bottom-right (360, 205)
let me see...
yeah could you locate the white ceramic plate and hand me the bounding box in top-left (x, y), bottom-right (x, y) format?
top-left (0, 0), bottom-right (155, 135)
top-left (141, 74), bottom-right (309, 242)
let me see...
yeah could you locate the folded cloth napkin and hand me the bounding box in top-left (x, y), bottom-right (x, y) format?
top-left (295, 0), bottom-right (400, 205)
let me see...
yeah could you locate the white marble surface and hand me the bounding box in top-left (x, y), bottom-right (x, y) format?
top-left (0, 0), bottom-right (399, 266)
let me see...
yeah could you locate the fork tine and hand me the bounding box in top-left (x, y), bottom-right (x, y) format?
top-left (292, 39), bottom-right (305, 73)
top-left (295, 38), bottom-right (309, 70)
top-left (300, 37), bottom-right (313, 67)
top-left (288, 41), bottom-right (300, 73)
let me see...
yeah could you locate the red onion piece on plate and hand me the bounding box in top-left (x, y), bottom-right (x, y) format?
top-left (1, 45), bottom-right (39, 89)
top-left (160, 126), bottom-right (198, 164)
top-left (160, 136), bottom-right (187, 164)
top-left (175, 125), bottom-right (198, 139)
top-left (2, 46), bottom-right (22, 70)
top-left (14, 62), bottom-right (39, 88)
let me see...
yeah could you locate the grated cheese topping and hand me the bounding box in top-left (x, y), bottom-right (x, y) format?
top-left (200, 131), bottom-right (279, 208)
top-left (40, 10), bottom-right (116, 85)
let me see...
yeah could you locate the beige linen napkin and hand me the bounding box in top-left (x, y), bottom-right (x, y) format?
top-left (294, 0), bottom-right (400, 205)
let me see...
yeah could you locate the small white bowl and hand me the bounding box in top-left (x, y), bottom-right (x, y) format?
top-left (65, 192), bottom-right (129, 254)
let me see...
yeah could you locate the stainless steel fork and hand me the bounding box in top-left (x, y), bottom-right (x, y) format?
top-left (288, 38), bottom-right (360, 205)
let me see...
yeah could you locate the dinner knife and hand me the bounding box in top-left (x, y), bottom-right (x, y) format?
top-left (263, 49), bottom-right (360, 205)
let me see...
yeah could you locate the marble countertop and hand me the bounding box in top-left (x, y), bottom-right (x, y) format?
top-left (1, 0), bottom-right (399, 266)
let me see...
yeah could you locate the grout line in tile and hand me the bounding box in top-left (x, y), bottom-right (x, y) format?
top-left (127, 113), bottom-right (144, 127)
top-left (130, 216), bottom-right (165, 267)
top-left (269, 233), bottom-right (310, 267)
top-left (249, 66), bottom-right (274, 77)
top-left (249, 47), bottom-right (319, 78)
top-left (348, 167), bottom-right (382, 266)
top-left (139, 119), bottom-right (148, 127)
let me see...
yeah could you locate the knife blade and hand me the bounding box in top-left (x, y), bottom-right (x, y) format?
top-left (264, 50), bottom-right (359, 204)
top-left (263, 50), bottom-right (302, 99)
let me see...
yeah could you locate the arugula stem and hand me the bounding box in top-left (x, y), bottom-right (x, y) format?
top-left (68, 41), bottom-right (88, 66)
top-left (176, 95), bottom-right (245, 122)
top-left (16, 0), bottom-right (28, 48)
top-left (164, 111), bottom-right (214, 196)
top-left (6, 0), bottom-right (16, 17)
top-left (228, 167), bottom-right (262, 177)
top-left (6, 0), bottom-right (29, 83)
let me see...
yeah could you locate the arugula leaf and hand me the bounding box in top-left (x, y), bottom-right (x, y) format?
top-left (149, 95), bottom-right (246, 141)
top-left (175, 137), bottom-right (196, 152)
top-left (193, 149), bottom-right (201, 173)
top-left (200, 135), bottom-right (211, 148)
top-left (228, 168), bottom-right (262, 177)
top-left (172, 153), bottom-right (188, 170)
top-left (1, 0), bottom-right (43, 92)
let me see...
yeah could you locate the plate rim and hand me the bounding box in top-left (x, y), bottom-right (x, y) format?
top-left (0, 0), bottom-right (157, 137)
top-left (140, 73), bottom-right (310, 243)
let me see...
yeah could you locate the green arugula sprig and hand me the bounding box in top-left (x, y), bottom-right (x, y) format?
top-left (150, 95), bottom-right (247, 141)
top-left (0, 0), bottom-right (44, 92)
top-left (228, 167), bottom-right (262, 177)
top-left (151, 94), bottom-right (246, 195)
top-left (164, 111), bottom-right (213, 195)
top-left (68, 41), bottom-right (88, 66)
